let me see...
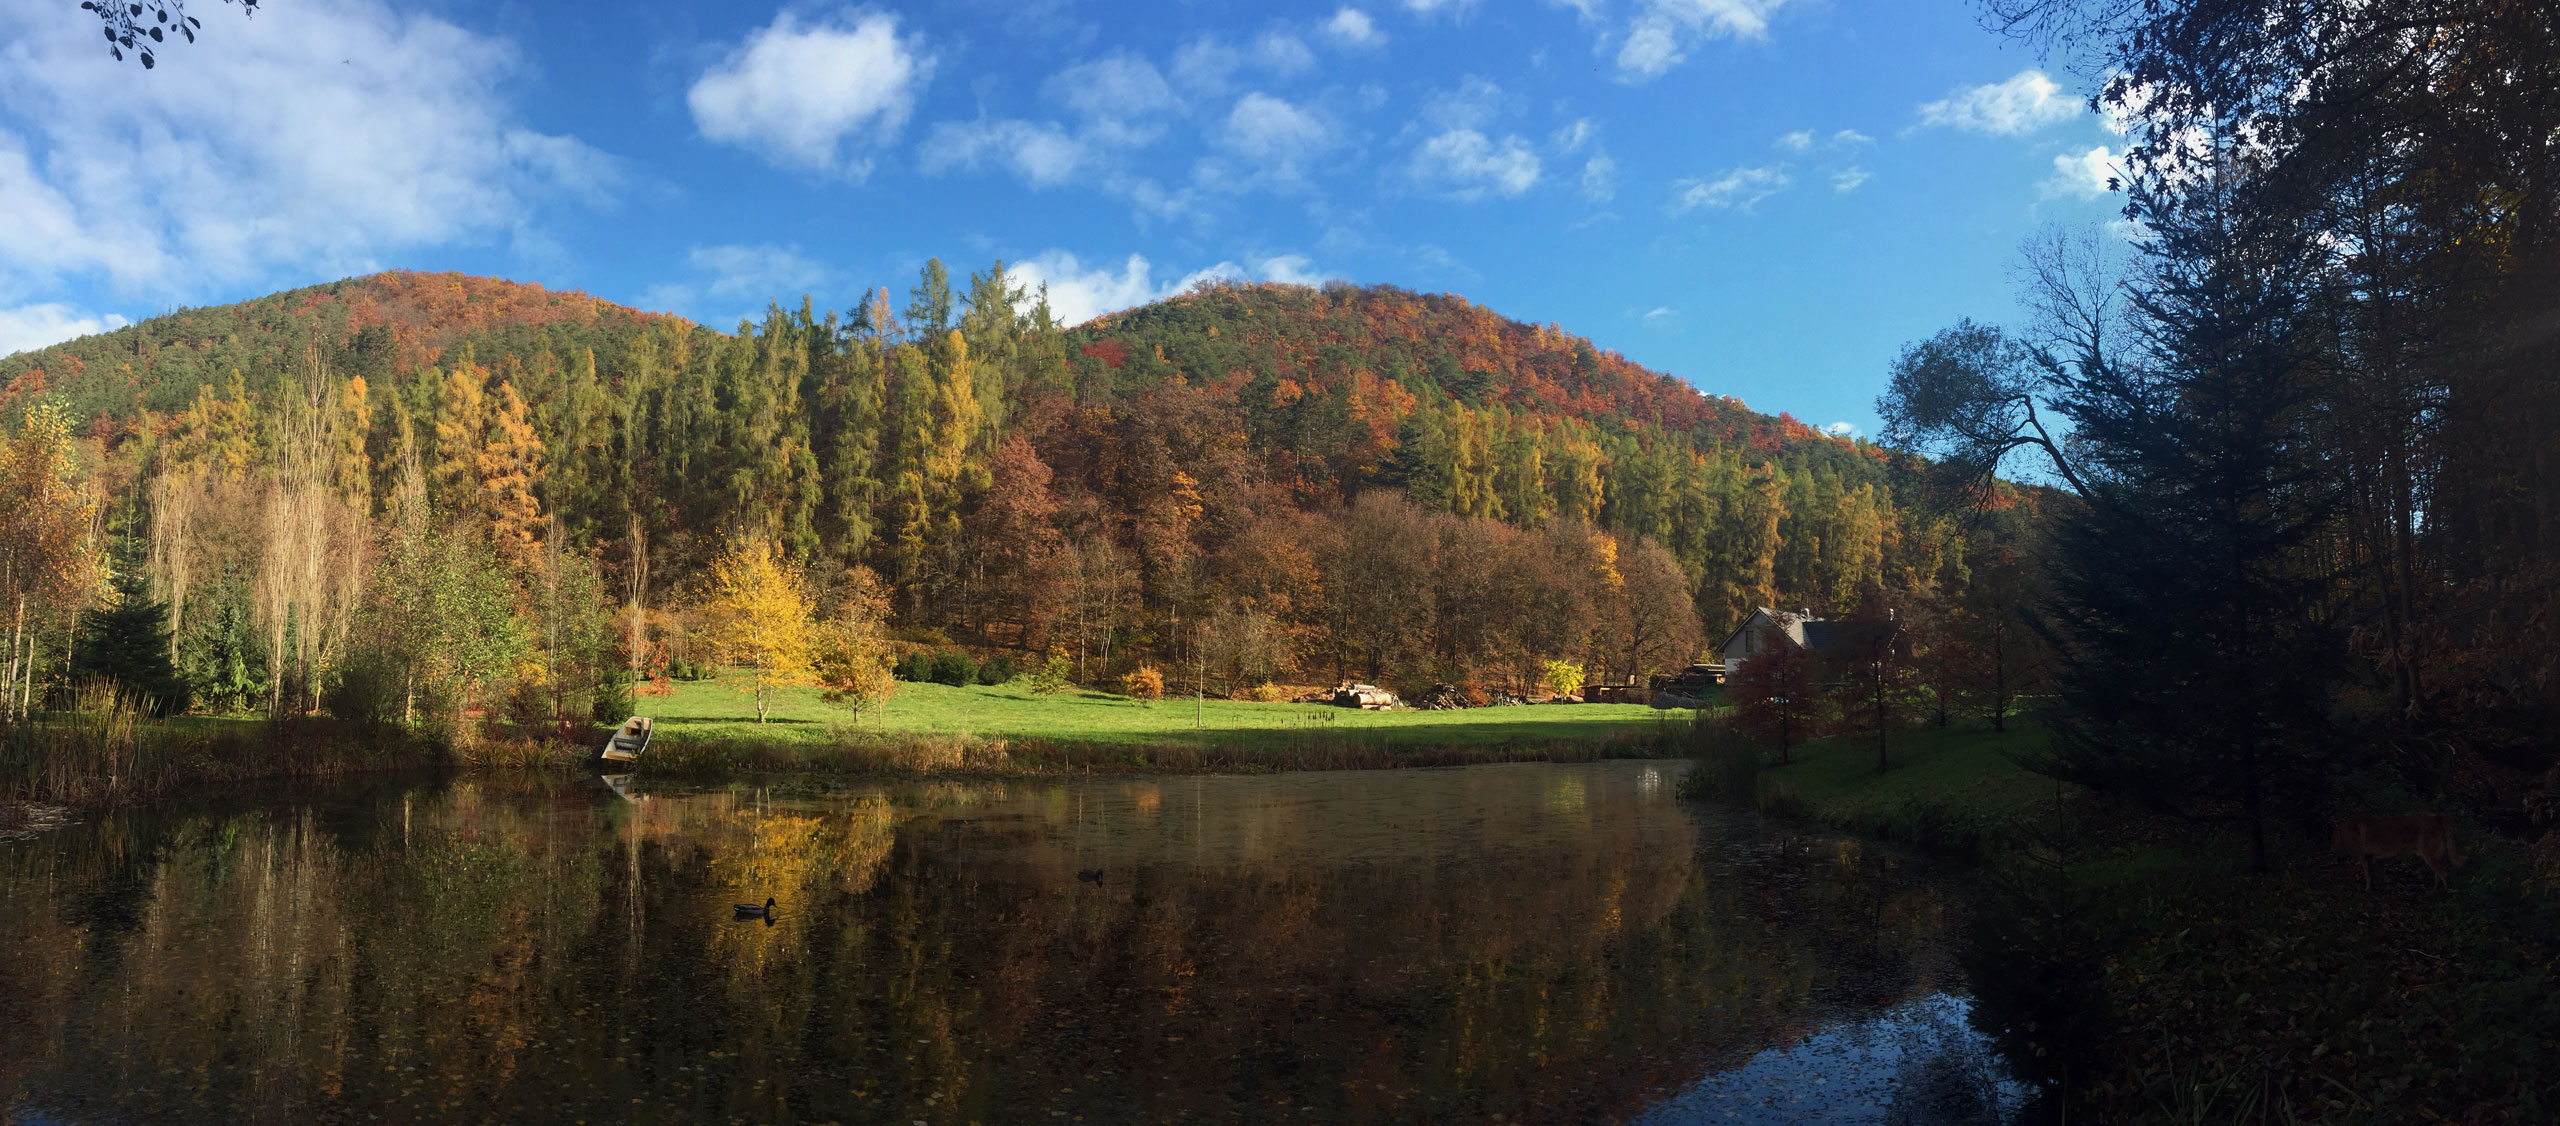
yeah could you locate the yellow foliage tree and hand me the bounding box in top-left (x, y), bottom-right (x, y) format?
top-left (0, 403), bottom-right (103, 717)
top-left (697, 537), bottom-right (816, 723)
top-left (479, 380), bottom-right (546, 570)
top-left (431, 363), bottom-right (486, 520)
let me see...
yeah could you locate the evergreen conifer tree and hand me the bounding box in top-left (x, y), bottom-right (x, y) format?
top-left (72, 561), bottom-right (191, 716)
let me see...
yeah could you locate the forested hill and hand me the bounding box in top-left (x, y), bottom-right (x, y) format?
top-left (0, 265), bottom-right (2009, 701)
top-left (2, 272), bottom-right (678, 422)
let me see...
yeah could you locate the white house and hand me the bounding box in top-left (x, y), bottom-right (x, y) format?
top-left (1716, 607), bottom-right (1831, 677)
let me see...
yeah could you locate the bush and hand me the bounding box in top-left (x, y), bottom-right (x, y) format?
top-left (892, 651), bottom-right (929, 682)
top-left (1121, 665), bottom-right (1164, 703)
top-left (928, 651), bottom-right (979, 686)
top-left (1028, 652), bottom-right (1073, 695)
top-left (977, 655), bottom-right (1018, 684)
top-left (592, 669), bottom-right (636, 724)
top-left (323, 650), bottom-right (407, 728)
top-left (1249, 681), bottom-right (1289, 702)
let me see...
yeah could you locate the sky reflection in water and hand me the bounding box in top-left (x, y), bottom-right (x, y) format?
top-left (0, 761), bottom-right (2027, 1124)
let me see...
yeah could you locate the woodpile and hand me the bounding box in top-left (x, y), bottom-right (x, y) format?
top-left (1329, 682), bottom-right (1401, 709)
top-left (1409, 683), bottom-right (1467, 710)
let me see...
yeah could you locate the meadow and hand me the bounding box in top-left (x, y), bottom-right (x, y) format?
top-left (640, 673), bottom-right (1689, 750)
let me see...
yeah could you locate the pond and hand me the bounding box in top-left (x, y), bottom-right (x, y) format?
top-left (0, 762), bottom-right (2036, 1124)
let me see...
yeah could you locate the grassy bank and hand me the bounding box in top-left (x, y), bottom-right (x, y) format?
top-left (644, 674), bottom-right (1681, 747)
top-left (1684, 720), bottom-right (2560, 1122)
top-left (2, 676), bottom-right (1699, 811)
top-left (621, 674), bottom-right (1693, 778)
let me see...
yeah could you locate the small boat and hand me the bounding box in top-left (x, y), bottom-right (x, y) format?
top-left (734, 896), bottom-right (775, 918)
top-left (598, 715), bottom-right (653, 763)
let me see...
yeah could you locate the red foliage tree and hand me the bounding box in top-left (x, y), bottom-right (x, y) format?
top-left (1727, 623), bottom-right (1818, 762)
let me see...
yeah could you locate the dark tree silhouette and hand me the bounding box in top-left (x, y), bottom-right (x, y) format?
top-left (80, 0), bottom-right (258, 69)
top-left (1728, 623), bottom-right (1817, 763)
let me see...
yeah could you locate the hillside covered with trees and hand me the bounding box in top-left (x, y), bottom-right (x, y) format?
top-left (0, 267), bottom-right (2031, 728)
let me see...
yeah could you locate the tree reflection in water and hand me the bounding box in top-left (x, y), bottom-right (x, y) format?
top-left (0, 762), bottom-right (2028, 1124)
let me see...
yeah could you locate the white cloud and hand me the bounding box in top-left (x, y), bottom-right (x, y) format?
top-left (0, 304), bottom-right (128, 358)
top-left (1012, 250), bottom-right (1328, 325)
top-left (1172, 37), bottom-right (1244, 93)
top-left (1053, 55), bottom-right (1178, 132)
top-left (1402, 0), bottom-right (1481, 14)
top-left (1552, 117), bottom-right (1598, 154)
top-left (919, 54), bottom-right (1183, 201)
top-left (688, 10), bottom-right (933, 178)
top-left (1833, 128), bottom-right (1875, 147)
top-left (1424, 76), bottom-right (1507, 132)
top-left (1172, 32), bottom-right (1319, 95)
top-left (1409, 130), bottom-right (1542, 200)
top-left (1581, 153), bottom-right (1618, 202)
top-left (1639, 306), bottom-right (1682, 331)
top-left (638, 243), bottom-right (834, 323)
top-left (1323, 8), bottom-right (1386, 49)
top-left (2042, 145), bottom-right (2122, 198)
top-left (1255, 32), bottom-right (1316, 75)
top-left (920, 119), bottom-right (1088, 187)
top-left (1216, 93), bottom-right (1335, 183)
top-left (1915, 69), bottom-right (2080, 136)
top-left (1776, 129), bottom-right (1814, 153)
top-left (1615, 0), bottom-right (1796, 81)
top-left (1670, 165), bottom-right (1791, 211)
top-left (1832, 166), bottom-right (1872, 192)
top-left (692, 244), bottom-right (830, 301)
top-left (0, 0), bottom-right (612, 300)
top-left (1822, 421), bottom-right (1862, 440)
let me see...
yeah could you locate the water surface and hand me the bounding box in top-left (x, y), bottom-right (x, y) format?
top-left (0, 762), bottom-right (2026, 1123)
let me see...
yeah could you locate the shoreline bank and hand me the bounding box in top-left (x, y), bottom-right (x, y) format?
top-left (1679, 721), bottom-right (2560, 1123)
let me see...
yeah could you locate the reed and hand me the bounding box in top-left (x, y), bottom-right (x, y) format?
top-left (0, 683), bottom-right (447, 808)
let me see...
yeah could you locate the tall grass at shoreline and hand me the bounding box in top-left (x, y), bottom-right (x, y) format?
top-left (0, 683), bottom-right (443, 808)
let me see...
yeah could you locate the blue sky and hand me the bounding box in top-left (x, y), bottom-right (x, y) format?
top-left (0, 0), bottom-right (2129, 437)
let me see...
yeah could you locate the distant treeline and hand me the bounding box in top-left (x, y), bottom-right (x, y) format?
top-left (0, 267), bottom-right (2035, 723)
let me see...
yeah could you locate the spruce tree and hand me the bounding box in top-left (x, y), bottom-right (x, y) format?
top-left (72, 564), bottom-right (191, 716)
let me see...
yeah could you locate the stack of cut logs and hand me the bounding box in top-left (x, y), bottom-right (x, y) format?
top-left (1329, 682), bottom-right (1402, 709)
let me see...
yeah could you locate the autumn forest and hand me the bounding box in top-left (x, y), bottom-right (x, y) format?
top-left (0, 265), bottom-right (2031, 732)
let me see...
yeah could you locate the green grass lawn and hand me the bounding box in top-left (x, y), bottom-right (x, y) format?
top-left (642, 673), bottom-right (1686, 750)
top-left (1731, 720), bottom-right (2068, 854)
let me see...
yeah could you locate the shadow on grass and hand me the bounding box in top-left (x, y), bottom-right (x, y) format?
top-left (656, 714), bottom-right (827, 727)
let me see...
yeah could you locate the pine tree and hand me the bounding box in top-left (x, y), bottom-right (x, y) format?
top-left (905, 258), bottom-right (954, 338)
top-left (71, 559), bottom-right (190, 716)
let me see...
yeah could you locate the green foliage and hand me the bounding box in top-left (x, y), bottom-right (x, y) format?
top-left (1027, 652), bottom-right (1072, 695)
top-left (926, 651), bottom-right (977, 687)
top-left (369, 526), bottom-right (528, 732)
top-left (975, 654), bottom-right (1016, 685)
top-left (322, 648), bottom-right (407, 729)
top-left (590, 668), bottom-right (634, 725)
top-left (70, 564), bottom-right (190, 717)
